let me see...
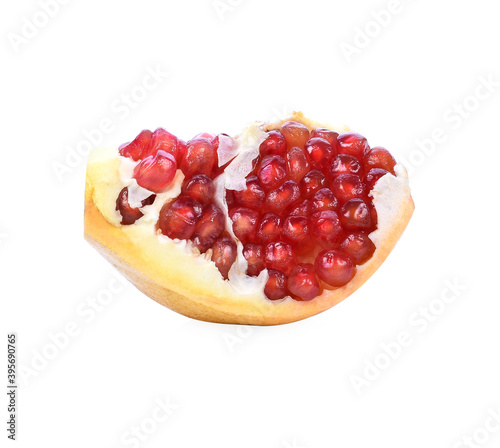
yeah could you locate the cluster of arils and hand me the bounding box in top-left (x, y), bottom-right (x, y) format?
top-left (116, 121), bottom-right (397, 302)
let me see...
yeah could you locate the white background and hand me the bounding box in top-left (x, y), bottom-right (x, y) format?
top-left (1, 0), bottom-right (500, 447)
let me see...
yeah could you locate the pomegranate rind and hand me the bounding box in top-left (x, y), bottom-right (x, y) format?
top-left (84, 112), bottom-right (414, 325)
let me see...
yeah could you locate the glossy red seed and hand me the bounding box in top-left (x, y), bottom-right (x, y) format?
top-left (243, 244), bottom-right (265, 276)
top-left (180, 138), bottom-right (215, 177)
top-left (337, 132), bottom-right (369, 160)
top-left (119, 130), bottom-right (152, 161)
top-left (234, 175), bottom-right (266, 208)
top-left (182, 174), bottom-right (214, 206)
top-left (192, 204), bottom-right (225, 253)
top-left (287, 264), bottom-right (320, 301)
top-left (265, 270), bottom-right (288, 301)
top-left (310, 211), bottom-right (343, 247)
top-left (256, 155), bottom-right (287, 191)
top-left (364, 146), bottom-right (396, 174)
top-left (212, 236), bottom-right (237, 280)
top-left (311, 128), bottom-right (339, 148)
top-left (260, 130), bottom-right (287, 156)
top-left (330, 174), bottom-right (366, 203)
top-left (264, 241), bottom-right (295, 275)
top-left (305, 137), bottom-right (335, 170)
top-left (280, 121), bottom-right (310, 149)
top-left (311, 188), bottom-right (339, 212)
top-left (328, 154), bottom-right (362, 179)
top-left (287, 199), bottom-right (311, 217)
top-left (256, 213), bottom-right (282, 243)
top-left (315, 250), bottom-right (356, 287)
top-left (133, 150), bottom-right (177, 192)
top-left (365, 168), bottom-right (390, 190)
top-left (147, 128), bottom-right (181, 161)
top-left (286, 146), bottom-right (310, 182)
top-left (229, 207), bottom-right (260, 243)
top-left (282, 215), bottom-right (309, 245)
top-left (159, 196), bottom-right (203, 240)
top-left (340, 233), bottom-right (376, 265)
top-left (225, 190), bottom-right (236, 208)
top-left (116, 187), bottom-right (143, 225)
top-left (300, 170), bottom-right (327, 198)
top-left (264, 180), bottom-right (300, 213)
top-left (340, 199), bottom-right (372, 230)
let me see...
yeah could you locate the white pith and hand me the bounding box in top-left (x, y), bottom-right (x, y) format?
top-left (92, 118), bottom-right (410, 304)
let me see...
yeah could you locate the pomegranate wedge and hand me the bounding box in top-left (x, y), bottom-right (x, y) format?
top-left (85, 112), bottom-right (414, 325)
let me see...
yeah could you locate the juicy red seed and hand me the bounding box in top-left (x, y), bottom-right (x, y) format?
top-left (119, 130), bottom-right (152, 161)
top-left (116, 187), bottom-right (143, 225)
top-left (340, 199), bottom-right (372, 230)
top-left (286, 146), bottom-right (310, 183)
top-left (287, 264), bottom-right (320, 301)
top-left (337, 132), bottom-right (369, 160)
top-left (159, 196), bottom-right (203, 240)
top-left (282, 215), bottom-right (309, 245)
top-left (194, 132), bottom-right (216, 140)
top-left (264, 241), bottom-right (295, 275)
top-left (226, 190), bottom-right (236, 208)
top-left (264, 180), bottom-right (300, 213)
top-left (328, 154), bottom-right (362, 178)
top-left (243, 244), bottom-right (265, 276)
top-left (229, 207), bottom-right (260, 243)
top-left (147, 128), bottom-right (181, 161)
top-left (315, 250), bottom-right (356, 287)
top-left (180, 138), bottom-right (215, 177)
top-left (182, 174), bottom-right (214, 206)
top-left (310, 211), bottom-right (343, 247)
top-left (300, 170), bottom-right (327, 198)
top-left (265, 270), bottom-right (288, 301)
top-left (234, 175), bottom-right (266, 208)
top-left (257, 155), bottom-right (287, 190)
top-left (260, 130), bottom-right (287, 155)
top-left (364, 146), bottom-right (396, 174)
top-left (191, 204), bottom-right (225, 253)
top-left (287, 199), bottom-right (311, 217)
top-left (280, 121), bottom-right (310, 149)
top-left (311, 188), bottom-right (339, 212)
top-left (365, 168), bottom-right (390, 190)
top-left (256, 213), bottom-right (281, 243)
top-left (212, 235), bottom-right (237, 280)
top-left (330, 174), bottom-right (366, 203)
top-left (133, 150), bottom-right (177, 193)
top-left (340, 233), bottom-right (376, 265)
top-left (311, 128), bottom-right (339, 148)
top-left (305, 137), bottom-right (335, 170)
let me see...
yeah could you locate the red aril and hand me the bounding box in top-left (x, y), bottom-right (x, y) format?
top-left (180, 138), bottom-right (215, 177)
top-left (265, 270), bottom-right (288, 301)
top-left (305, 137), bottom-right (335, 170)
top-left (337, 132), bottom-right (369, 160)
top-left (182, 174), bottom-right (215, 207)
top-left (286, 146), bottom-right (310, 182)
top-left (340, 198), bottom-right (372, 230)
top-left (264, 180), bottom-right (300, 213)
top-left (234, 175), bottom-right (266, 209)
top-left (365, 168), bottom-right (390, 191)
top-left (300, 170), bottom-right (327, 198)
top-left (119, 130), bottom-right (152, 161)
top-left (287, 199), bottom-right (311, 217)
top-left (340, 233), bottom-right (375, 265)
top-left (147, 128), bottom-right (181, 161)
top-left (287, 264), bottom-right (320, 301)
top-left (133, 150), bottom-right (177, 192)
top-left (260, 130), bottom-right (287, 156)
top-left (310, 211), bottom-right (343, 247)
top-left (264, 241), bottom-right (295, 275)
top-left (364, 146), bottom-right (396, 174)
top-left (257, 155), bottom-right (287, 191)
top-left (330, 173), bottom-right (366, 203)
top-left (311, 128), bottom-right (339, 149)
top-left (280, 121), bottom-right (310, 149)
top-left (229, 207), bottom-right (259, 243)
top-left (311, 188), bottom-right (339, 212)
top-left (256, 213), bottom-right (281, 243)
top-left (159, 196), bottom-right (203, 240)
top-left (192, 204), bottom-right (225, 253)
top-left (281, 215), bottom-right (309, 246)
top-left (116, 187), bottom-right (143, 225)
top-left (328, 154), bottom-right (362, 179)
top-left (243, 244), bottom-right (265, 276)
top-left (315, 250), bottom-right (356, 287)
top-left (211, 235), bottom-right (237, 280)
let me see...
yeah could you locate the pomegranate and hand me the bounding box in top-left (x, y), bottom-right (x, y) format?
top-left (85, 112), bottom-right (414, 325)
